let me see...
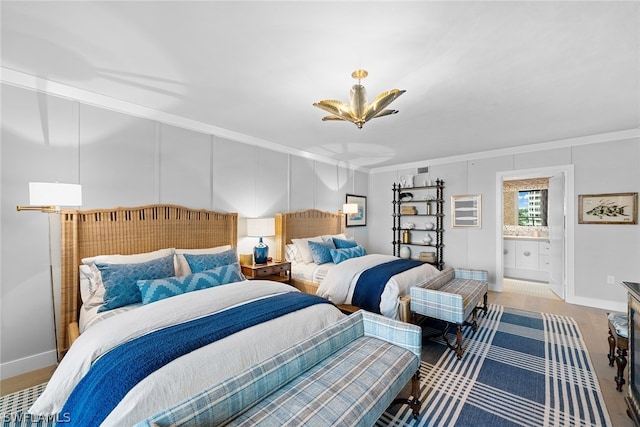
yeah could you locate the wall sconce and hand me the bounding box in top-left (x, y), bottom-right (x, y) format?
top-left (16, 182), bottom-right (82, 362)
top-left (246, 217), bottom-right (275, 265)
top-left (16, 182), bottom-right (83, 212)
top-left (342, 203), bottom-right (359, 217)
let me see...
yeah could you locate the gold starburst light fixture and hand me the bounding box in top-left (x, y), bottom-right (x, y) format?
top-left (313, 69), bottom-right (406, 129)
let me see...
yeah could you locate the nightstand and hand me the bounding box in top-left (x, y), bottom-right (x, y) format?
top-left (241, 261), bottom-right (291, 284)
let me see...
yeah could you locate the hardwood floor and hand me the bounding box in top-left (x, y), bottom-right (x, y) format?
top-left (1, 287), bottom-right (635, 426)
top-left (0, 365), bottom-right (56, 396)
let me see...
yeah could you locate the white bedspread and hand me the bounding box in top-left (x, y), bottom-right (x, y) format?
top-left (316, 254), bottom-right (439, 319)
top-left (29, 280), bottom-right (345, 426)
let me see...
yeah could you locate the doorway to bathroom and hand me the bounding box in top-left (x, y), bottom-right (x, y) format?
top-left (495, 165), bottom-right (575, 301)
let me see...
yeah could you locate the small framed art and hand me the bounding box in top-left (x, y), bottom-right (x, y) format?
top-left (451, 194), bottom-right (481, 228)
top-left (345, 194), bottom-right (366, 227)
top-left (578, 192), bottom-right (637, 224)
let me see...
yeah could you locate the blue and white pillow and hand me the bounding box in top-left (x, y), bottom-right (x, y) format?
top-left (137, 262), bottom-right (245, 305)
top-left (308, 240), bottom-right (335, 265)
top-left (183, 249), bottom-right (238, 273)
top-left (96, 254), bottom-right (175, 312)
top-left (330, 245), bottom-right (367, 264)
top-left (332, 237), bottom-right (357, 249)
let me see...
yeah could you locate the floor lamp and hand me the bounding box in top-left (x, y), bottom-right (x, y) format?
top-left (17, 182), bottom-right (82, 362)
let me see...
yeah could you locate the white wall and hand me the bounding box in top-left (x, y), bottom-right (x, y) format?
top-left (0, 84), bottom-right (368, 378)
top-left (369, 137), bottom-right (640, 314)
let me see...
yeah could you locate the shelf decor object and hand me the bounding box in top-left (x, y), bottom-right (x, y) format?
top-left (451, 194), bottom-right (481, 228)
top-left (247, 217), bottom-right (275, 264)
top-left (345, 194), bottom-right (367, 227)
top-left (578, 192), bottom-right (638, 224)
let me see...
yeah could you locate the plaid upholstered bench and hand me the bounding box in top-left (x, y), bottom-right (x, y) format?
top-left (139, 310), bottom-right (422, 426)
top-left (410, 267), bottom-right (488, 359)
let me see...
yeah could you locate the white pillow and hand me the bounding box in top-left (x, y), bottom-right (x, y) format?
top-left (174, 245), bottom-right (232, 276)
top-left (285, 244), bottom-right (301, 263)
top-left (322, 233), bottom-right (347, 242)
top-left (292, 236), bottom-right (324, 264)
top-left (79, 265), bottom-right (92, 304)
top-left (81, 247), bottom-right (175, 266)
top-left (81, 248), bottom-right (176, 309)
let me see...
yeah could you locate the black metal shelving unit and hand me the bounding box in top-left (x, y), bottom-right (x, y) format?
top-left (392, 179), bottom-right (445, 270)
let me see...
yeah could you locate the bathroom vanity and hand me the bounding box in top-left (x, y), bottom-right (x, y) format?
top-left (503, 235), bottom-right (550, 282)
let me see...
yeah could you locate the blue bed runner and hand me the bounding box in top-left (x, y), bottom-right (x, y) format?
top-left (352, 259), bottom-right (423, 313)
top-left (58, 292), bottom-right (332, 426)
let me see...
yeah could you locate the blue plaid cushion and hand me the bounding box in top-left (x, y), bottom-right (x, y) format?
top-left (308, 240), bottom-right (335, 264)
top-left (608, 312), bottom-right (628, 338)
top-left (184, 249), bottom-right (238, 273)
top-left (137, 263), bottom-right (245, 304)
top-left (96, 255), bottom-right (175, 312)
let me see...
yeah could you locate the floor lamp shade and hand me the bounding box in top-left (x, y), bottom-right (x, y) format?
top-left (247, 218), bottom-right (275, 265)
top-left (30, 182), bottom-right (82, 206)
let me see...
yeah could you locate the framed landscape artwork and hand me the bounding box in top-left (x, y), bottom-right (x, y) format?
top-left (578, 192), bottom-right (638, 224)
top-left (345, 194), bottom-right (366, 227)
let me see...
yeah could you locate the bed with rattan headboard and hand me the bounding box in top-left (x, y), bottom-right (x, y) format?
top-left (58, 204), bottom-right (238, 358)
top-left (275, 209), bottom-right (344, 295)
top-left (276, 208), bottom-right (441, 322)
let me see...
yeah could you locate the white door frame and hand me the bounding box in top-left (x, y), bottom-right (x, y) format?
top-left (494, 165), bottom-right (575, 303)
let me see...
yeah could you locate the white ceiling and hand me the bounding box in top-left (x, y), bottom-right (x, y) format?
top-left (2, 1), bottom-right (638, 170)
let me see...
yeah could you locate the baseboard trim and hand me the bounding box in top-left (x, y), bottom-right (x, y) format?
top-left (0, 350), bottom-right (56, 380)
top-left (568, 295), bottom-right (626, 313)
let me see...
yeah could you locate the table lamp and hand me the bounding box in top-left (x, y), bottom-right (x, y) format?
top-left (246, 217), bottom-right (275, 265)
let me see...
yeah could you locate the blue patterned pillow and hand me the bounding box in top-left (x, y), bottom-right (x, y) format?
top-left (137, 262), bottom-right (245, 304)
top-left (332, 237), bottom-right (358, 249)
top-left (308, 240), bottom-right (335, 265)
top-left (183, 249), bottom-right (238, 273)
top-left (330, 245), bottom-right (367, 264)
top-left (96, 255), bottom-right (175, 312)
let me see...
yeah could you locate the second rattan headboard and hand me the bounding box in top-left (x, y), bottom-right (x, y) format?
top-left (275, 209), bottom-right (344, 262)
top-left (59, 204), bottom-right (238, 357)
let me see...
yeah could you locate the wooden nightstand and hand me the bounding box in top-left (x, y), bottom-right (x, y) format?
top-left (241, 261), bottom-right (291, 284)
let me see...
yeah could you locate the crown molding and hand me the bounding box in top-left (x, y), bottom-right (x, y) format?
top-left (370, 128), bottom-right (640, 174)
top-left (1, 67), bottom-right (368, 172)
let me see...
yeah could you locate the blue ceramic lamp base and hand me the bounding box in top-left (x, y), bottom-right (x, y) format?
top-left (253, 237), bottom-right (269, 265)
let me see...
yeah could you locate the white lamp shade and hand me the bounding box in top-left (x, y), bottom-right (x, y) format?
top-left (29, 182), bottom-right (82, 207)
top-left (246, 217), bottom-right (275, 237)
top-left (343, 203), bottom-right (359, 214)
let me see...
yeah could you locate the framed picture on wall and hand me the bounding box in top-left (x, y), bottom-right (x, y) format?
top-left (451, 194), bottom-right (481, 228)
top-left (345, 194), bottom-right (366, 227)
top-left (578, 192), bottom-right (638, 224)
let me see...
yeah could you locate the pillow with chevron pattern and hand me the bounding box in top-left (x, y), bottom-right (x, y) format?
top-left (330, 245), bottom-right (367, 264)
top-left (183, 249), bottom-right (238, 273)
top-left (96, 254), bottom-right (176, 312)
top-left (137, 262), bottom-right (245, 305)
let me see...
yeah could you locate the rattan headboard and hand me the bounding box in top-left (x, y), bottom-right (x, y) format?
top-left (275, 209), bottom-right (344, 262)
top-left (59, 204), bottom-right (238, 357)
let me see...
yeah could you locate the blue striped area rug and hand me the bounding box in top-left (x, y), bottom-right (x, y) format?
top-left (378, 304), bottom-right (612, 427)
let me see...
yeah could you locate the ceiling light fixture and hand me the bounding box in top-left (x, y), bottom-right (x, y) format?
top-left (313, 69), bottom-right (406, 129)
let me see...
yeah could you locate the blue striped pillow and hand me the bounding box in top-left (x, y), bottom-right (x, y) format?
top-left (330, 245), bottom-right (366, 264)
top-left (308, 240), bottom-right (335, 264)
top-left (137, 262), bottom-right (245, 304)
